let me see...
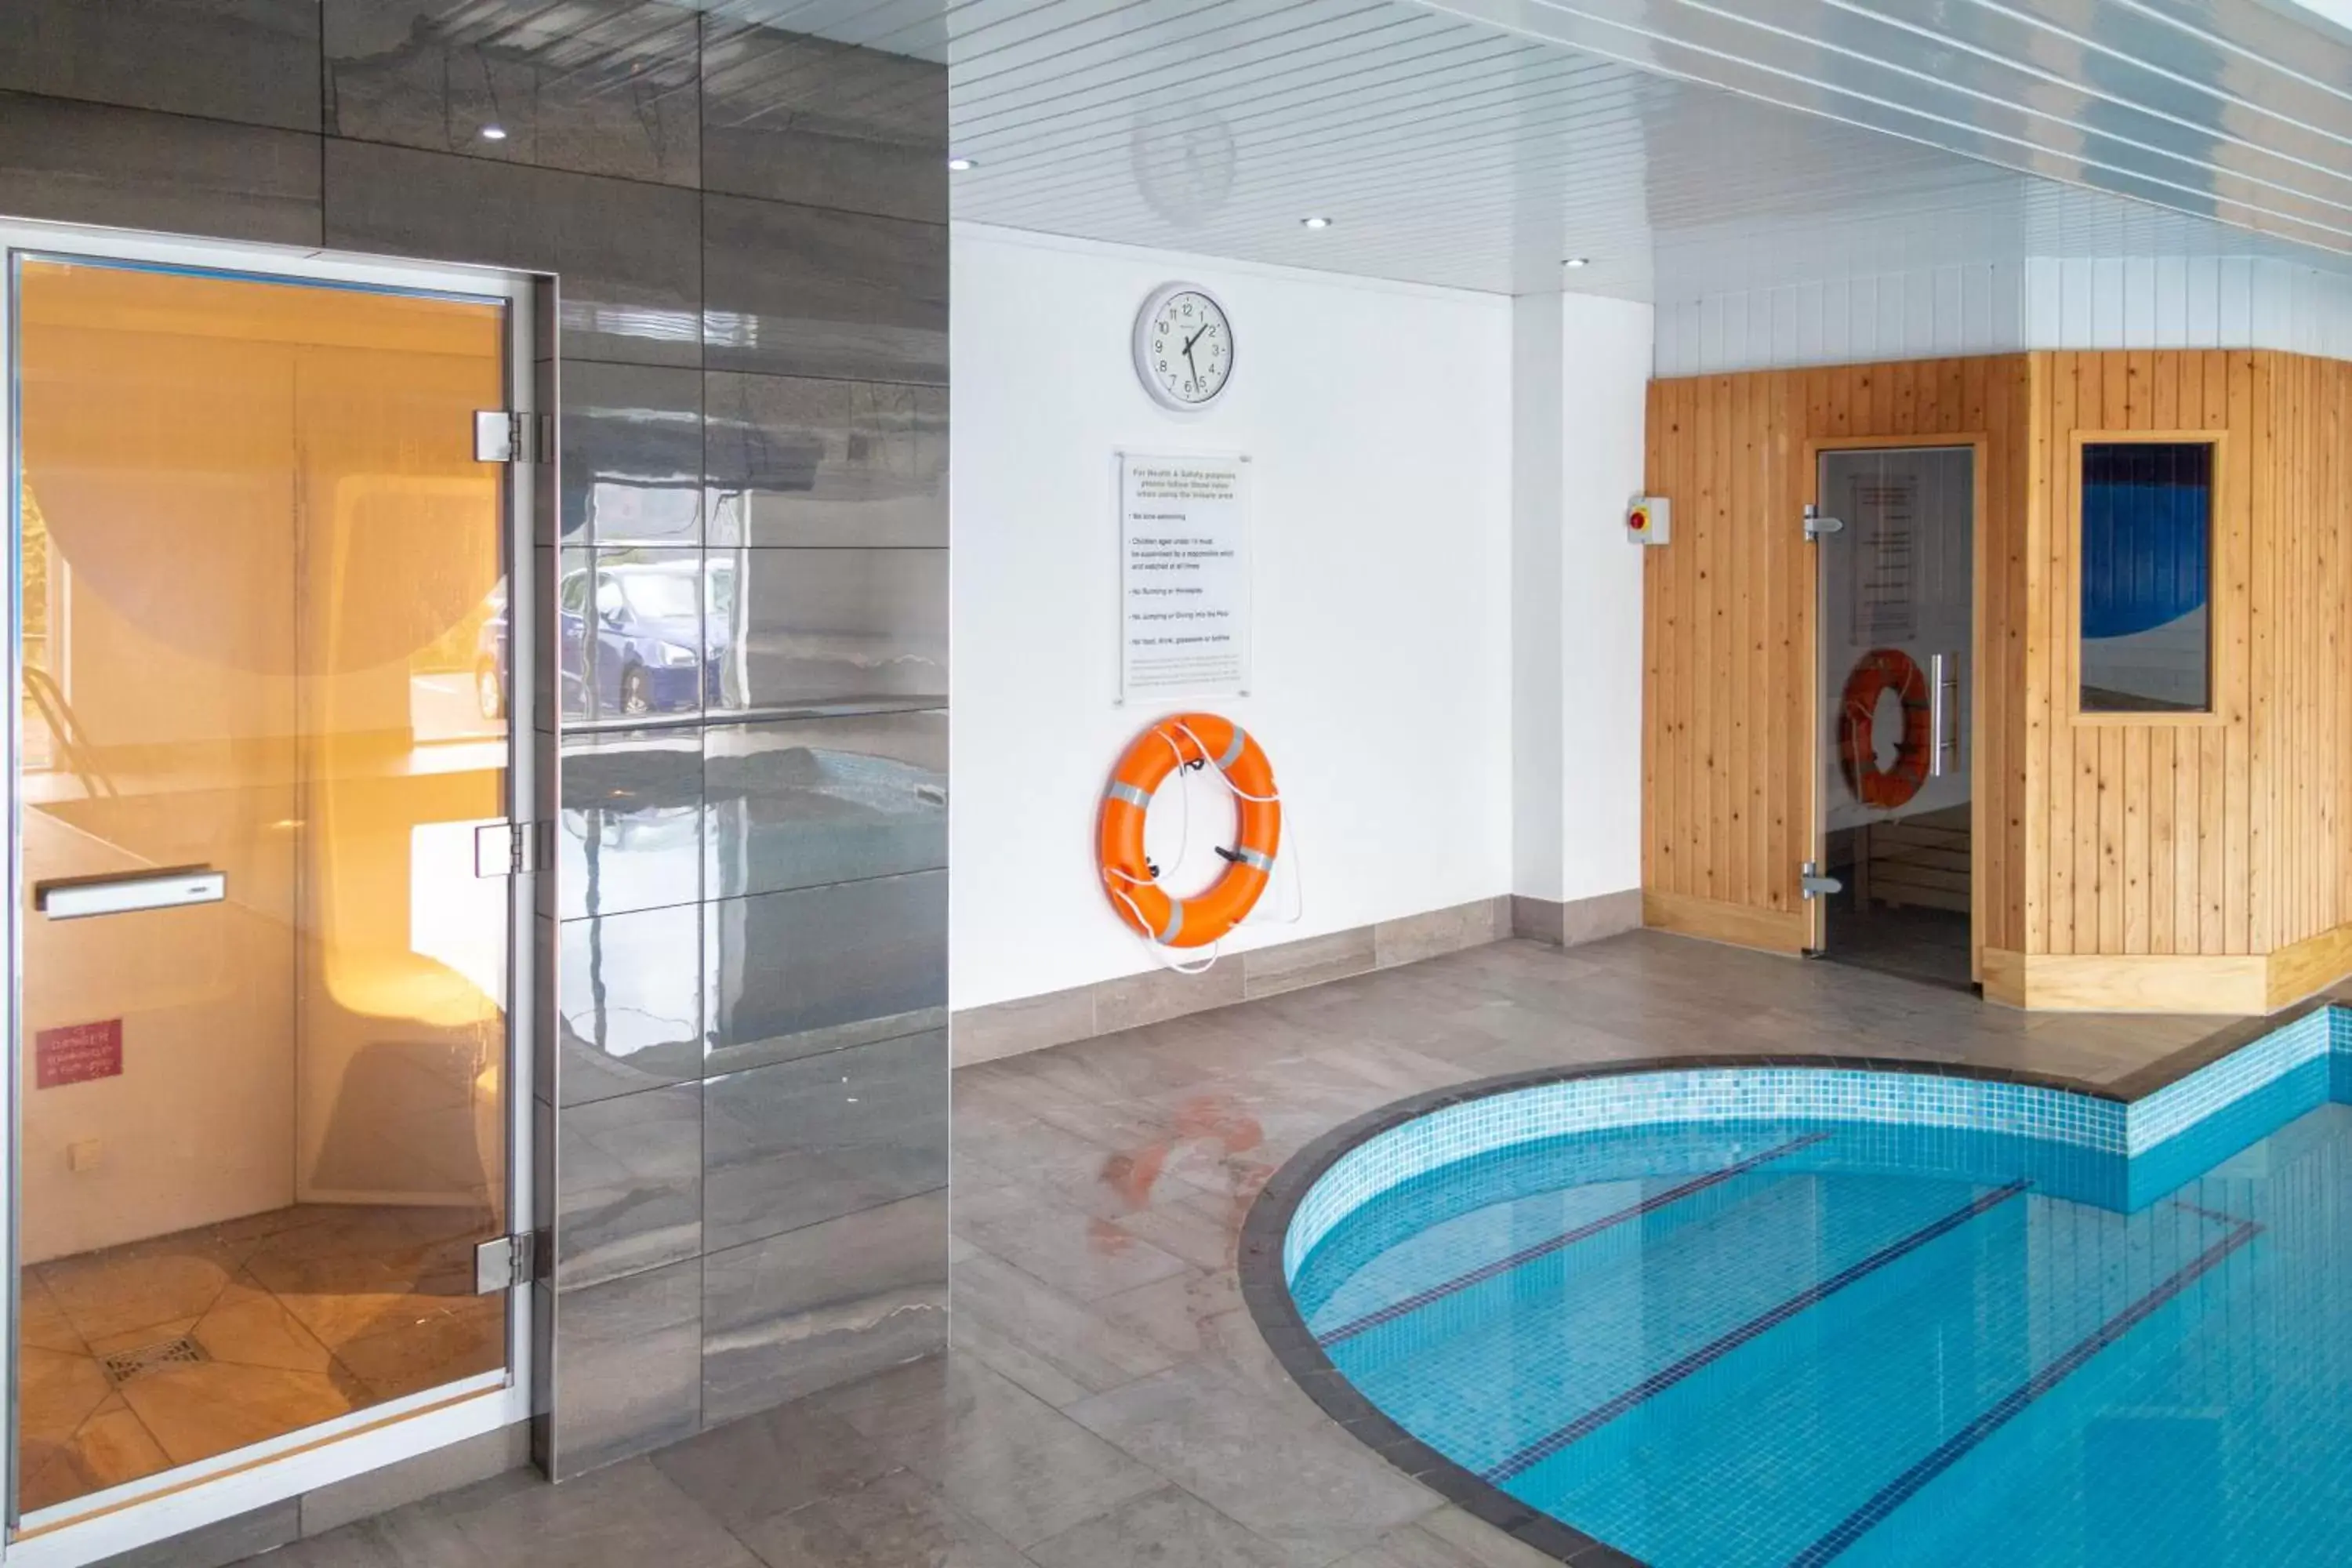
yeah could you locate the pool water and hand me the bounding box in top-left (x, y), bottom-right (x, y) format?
top-left (1292, 1098), bottom-right (2352, 1566)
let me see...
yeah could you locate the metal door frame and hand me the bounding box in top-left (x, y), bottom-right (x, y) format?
top-left (0, 217), bottom-right (539, 1568)
top-left (1804, 436), bottom-right (1988, 980)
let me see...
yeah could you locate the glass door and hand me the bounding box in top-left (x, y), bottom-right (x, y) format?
top-left (1814, 446), bottom-right (1976, 989)
top-left (10, 251), bottom-right (517, 1520)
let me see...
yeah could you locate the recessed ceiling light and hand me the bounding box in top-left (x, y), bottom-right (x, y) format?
top-left (1563, 256), bottom-right (1592, 269)
top-left (948, 156), bottom-right (976, 171)
top-left (1301, 216), bottom-right (1334, 230)
top-left (480, 125), bottom-right (508, 142)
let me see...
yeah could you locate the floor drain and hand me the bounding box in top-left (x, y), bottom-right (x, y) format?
top-left (101, 1335), bottom-right (208, 1385)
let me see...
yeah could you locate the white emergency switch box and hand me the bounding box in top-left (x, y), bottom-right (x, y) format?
top-left (1627, 495), bottom-right (1671, 545)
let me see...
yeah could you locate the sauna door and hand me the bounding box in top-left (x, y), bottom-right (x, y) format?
top-left (1813, 445), bottom-right (1977, 989)
top-left (6, 234), bottom-right (534, 1544)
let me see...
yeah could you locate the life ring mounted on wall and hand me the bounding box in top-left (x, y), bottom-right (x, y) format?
top-left (1838, 648), bottom-right (1934, 810)
top-left (1098, 713), bottom-right (1282, 951)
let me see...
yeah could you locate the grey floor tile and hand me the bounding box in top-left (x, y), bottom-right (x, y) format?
top-left (260, 1461), bottom-right (753, 1568)
top-left (946, 1250), bottom-right (1181, 1406)
top-left (202, 927), bottom-right (2256, 1568)
top-left (1024, 1485), bottom-right (1302, 1568)
top-left (829, 1356), bottom-right (1163, 1550)
top-left (1066, 1361), bottom-right (1436, 1563)
top-left (950, 1181), bottom-right (1190, 1303)
top-left (650, 1399), bottom-right (903, 1535)
top-left (731, 1469), bottom-right (1028, 1568)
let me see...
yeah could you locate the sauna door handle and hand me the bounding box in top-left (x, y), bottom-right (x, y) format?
top-left (1928, 653), bottom-right (1961, 778)
top-left (35, 866), bottom-right (226, 919)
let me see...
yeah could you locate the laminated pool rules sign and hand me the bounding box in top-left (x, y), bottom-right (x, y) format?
top-left (1118, 452), bottom-right (1250, 701)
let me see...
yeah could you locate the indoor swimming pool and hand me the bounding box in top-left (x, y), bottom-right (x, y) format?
top-left (1262, 1007), bottom-right (2352, 1567)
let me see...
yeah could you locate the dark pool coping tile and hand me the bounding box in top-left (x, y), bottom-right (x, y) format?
top-left (2102, 992), bottom-right (2347, 1102)
top-left (1235, 1004), bottom-right (2349, 1566)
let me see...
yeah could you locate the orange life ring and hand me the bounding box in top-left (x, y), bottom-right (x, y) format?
top-left (1839, 648), bottom-right (1934, 810)
top-left (1098, 713), bottom-right (1280, 949)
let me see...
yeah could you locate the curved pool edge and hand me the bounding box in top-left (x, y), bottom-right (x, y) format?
top-left (1235, 1058), bottom-right (1665, 1568)
top-left (1234, 1011), bottom-right (2349, 1568)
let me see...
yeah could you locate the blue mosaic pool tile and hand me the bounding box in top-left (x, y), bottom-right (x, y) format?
top-left (1287, 1006), bottom-right (2352, 1281)
top-left (2125, 1009), bottom-right (2330, 1152)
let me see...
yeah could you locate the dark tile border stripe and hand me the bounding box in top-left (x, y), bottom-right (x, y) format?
top-left (1236, 1006), bottom-right (2332, 1567)
top-left (1485, 1178), bottom-right (2031, 1485)
top-left (1785, 1207), bottom-right (2262, 1567)
top-left (1318, 1131), bottom-right (1830, 1348)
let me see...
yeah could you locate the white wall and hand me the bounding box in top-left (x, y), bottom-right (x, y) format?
top-left (950, 225), bottom-right (1516, 1010)
top-left (1512, 292), bottom-right (1652, 904)
top-left (1656, 256), bottom-right (2352, 376)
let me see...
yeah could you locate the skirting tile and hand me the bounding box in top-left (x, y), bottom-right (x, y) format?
top-left (1094, 959), bottom-right (1246, 1035)
top-left (1242, 927), bottom-right (1377, 999)
top-left (1373, 897), bottom-right (1510, 969)
top-left (1511, 888), bottom-right (1643, 949)
top-left (950, 896), bottom-right (1516, 1068)
top-left (952, 989), bottom-right (1096, 1067)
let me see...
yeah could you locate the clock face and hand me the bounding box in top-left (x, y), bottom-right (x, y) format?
top-left (1136, 286), bottom-right (1234, 408)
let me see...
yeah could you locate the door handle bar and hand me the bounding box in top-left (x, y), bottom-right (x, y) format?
top-left (35, 866), bottom-right (225, 920)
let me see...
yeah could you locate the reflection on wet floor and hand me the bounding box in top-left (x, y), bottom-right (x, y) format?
top-left (17, 1204), bottom-right (503, 1512)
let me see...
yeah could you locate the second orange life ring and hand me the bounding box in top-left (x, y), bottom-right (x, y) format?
top-left (1098, 713), bottom-right (1280, 949)
top-left (1839, 648), bottom-right (1933, 810)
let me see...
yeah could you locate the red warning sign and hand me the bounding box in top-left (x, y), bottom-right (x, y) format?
top-left (36, 1020), bottom-right (122, 1089)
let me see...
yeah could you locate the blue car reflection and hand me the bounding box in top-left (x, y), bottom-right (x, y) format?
top-left (477, 558), bottom-right (731, 721)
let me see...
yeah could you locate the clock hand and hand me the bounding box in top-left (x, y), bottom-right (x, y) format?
top-left (1183, 342), bottom-right (1200, 388)
top-left (1181, 325), bottom-right (1208, 354)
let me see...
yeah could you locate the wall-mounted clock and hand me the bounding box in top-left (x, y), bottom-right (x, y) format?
top-left (1133, 282), bottom-right (1235, 411)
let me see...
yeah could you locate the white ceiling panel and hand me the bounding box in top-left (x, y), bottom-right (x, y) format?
top-left (751, 0), bottom-right (2352, 299)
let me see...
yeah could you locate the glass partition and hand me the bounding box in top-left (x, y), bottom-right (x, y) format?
top-left (13, 255), bottom-right (512, 1513)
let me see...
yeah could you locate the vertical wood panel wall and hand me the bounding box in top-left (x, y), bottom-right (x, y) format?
top-left (1643, 349), bottom-right (2352, 1009)
top-left (1640, 357), bottom-right (2031, 959)
top-left (2020, 350), bottom-right (2352, 1004)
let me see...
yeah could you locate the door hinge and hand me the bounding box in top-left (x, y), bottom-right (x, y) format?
top-left (474, 820), bottom-right (543, 878)
top-left (1802, 503), bottom-right (1845, 541)
top-left (474, 409), bottom-right (550, 464)
top-left (1799, 860), bottom-right (1844, 899)
top-left (475, 1232), bottom-right (545, 1294)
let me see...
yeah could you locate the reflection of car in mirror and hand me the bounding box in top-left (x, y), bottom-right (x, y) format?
top-left (476, 558), bottom-right (734, 722)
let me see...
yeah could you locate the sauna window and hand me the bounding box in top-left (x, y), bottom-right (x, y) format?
top-left (2079, 441), bottom-right (2213, 714)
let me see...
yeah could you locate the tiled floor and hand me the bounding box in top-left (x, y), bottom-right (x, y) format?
top-left (237, 930), bottom-right (2243, 1568)
top-left (24, 1205), bottom-right (502, 1513)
